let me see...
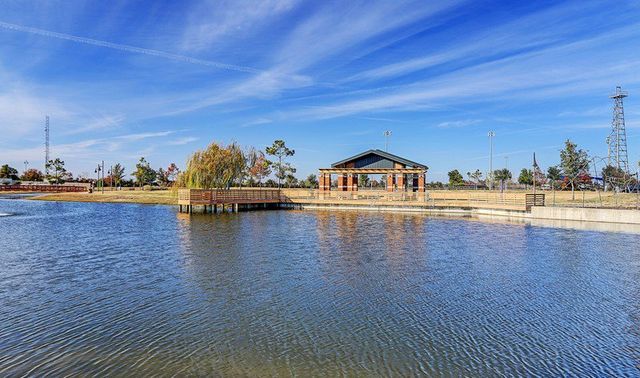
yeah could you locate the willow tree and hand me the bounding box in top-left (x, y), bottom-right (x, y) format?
top-left (179, 142), bottom-right (246, 189)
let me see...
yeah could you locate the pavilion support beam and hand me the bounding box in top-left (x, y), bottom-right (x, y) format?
top-left (397, 174), bottom-right (405, 191)
top-left (339, 174), bottom-right (347, 191)
top-left (418, 173), bottom-right (425, 192)
top-left (387, 174), bottom-right (395, 192)
top-left (347, 174), bottom-right (354, 191)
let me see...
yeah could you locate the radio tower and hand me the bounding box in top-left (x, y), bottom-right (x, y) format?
top-left (44, 116), bottom-right (50, 174)
top-left (608, 86), bottom-right (629, 173)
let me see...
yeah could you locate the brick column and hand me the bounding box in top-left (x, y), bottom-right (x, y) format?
top-left (386, 174), bottom-right (394, 192)
top-left (397, 174), bottom-right (405, 191)
top-left (339, 174), bottom-right (348, 191)
top-left (319, 173), bottom-right (329, 191)
top-left (418, 173), bottom-right (425, 192)
top-left (347, 174), bottom-right (354, 191)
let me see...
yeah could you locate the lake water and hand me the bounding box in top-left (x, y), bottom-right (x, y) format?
top-left (1, 197), bottom-right (639, 376)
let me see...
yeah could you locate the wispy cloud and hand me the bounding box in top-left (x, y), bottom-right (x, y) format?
top-left (437, 119), bottom-right (481, 128)
top-left (0, 21), bottom-right (261, 74)
top-left (167, 136), bottom-right (198, 145)
top-left (241, 118), bottom-right (273, 127)
top-left (180, 0), bottom-right (299, 52)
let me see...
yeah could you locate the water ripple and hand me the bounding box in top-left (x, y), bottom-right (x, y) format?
top-left (0, 202), bottom-right (639, 376)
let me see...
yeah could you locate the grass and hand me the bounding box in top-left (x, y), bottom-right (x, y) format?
top-left (30, 189), bottom-right (177, 205)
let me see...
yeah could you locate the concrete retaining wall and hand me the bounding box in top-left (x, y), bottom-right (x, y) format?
top-left (531, 206), bottom-right (640, 225)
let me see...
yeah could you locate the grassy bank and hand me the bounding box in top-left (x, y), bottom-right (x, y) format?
top-left (31, 190), bottom-right (177, 205)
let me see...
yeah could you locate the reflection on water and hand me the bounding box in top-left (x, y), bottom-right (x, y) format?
top-left (1, 199), bottom-right (640, 376)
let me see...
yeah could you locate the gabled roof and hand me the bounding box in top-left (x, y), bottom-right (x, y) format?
top-left (331, 149), bottom-right (427, 169)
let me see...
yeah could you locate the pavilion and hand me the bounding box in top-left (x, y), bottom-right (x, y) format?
top-left (319, 149), bottom-right (428, 192)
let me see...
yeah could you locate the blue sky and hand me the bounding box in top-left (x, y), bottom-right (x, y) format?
top-left (1, 0), bottom-right (639, 181)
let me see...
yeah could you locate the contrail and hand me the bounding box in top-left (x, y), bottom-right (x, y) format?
top-left (0, 21), bottom-right (261, 74)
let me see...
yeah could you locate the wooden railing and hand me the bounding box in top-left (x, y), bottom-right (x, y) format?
top-left (0, 184), bottom-right (87, 192)
top-left (525, 194), bottom-right (545, 210)
top-left (178, 188), bottom-right (281, 205)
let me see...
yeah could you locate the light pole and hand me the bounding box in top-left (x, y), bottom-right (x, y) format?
top-left (95, 161), bottom-right (105, 194)
top-left (109, 166), bottom-right (113, 191)
top-left (95, 164), bottom-right (101, 193)
top-left (488, 131), bottom-right (495, 190)
top-left (23, 160), bottom-right (29, 173)
top-left (384, 130), bottom-right (392, 152)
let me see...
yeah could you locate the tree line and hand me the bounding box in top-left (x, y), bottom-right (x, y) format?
top-left (446, 139), bottom-right (638, 199)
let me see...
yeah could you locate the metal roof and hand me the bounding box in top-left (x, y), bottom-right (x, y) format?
top-left (331, 149), bottom-right (427, 169)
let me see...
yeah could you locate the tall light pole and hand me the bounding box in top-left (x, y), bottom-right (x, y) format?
top-left (384, 130), bottom-right (392, 152)
top-left (95, 164), bottom-right (101, 193)
top-left (488, 131), bottom-right (495, 190)
top-left (95, 161), bottom-right (105, 194)
top-left (23, 160), bottom-right (29, 173)
top-left (108, 166), bottom-right (113, 191)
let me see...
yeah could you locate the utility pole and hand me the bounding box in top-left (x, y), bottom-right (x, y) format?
top-left (488, 131), bottom-right (495, 190)
top-left (384, 130), bottom-right (392, 152)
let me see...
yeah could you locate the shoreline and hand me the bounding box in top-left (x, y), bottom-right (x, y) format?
top-left (11, 190), bottom-right (640, 231)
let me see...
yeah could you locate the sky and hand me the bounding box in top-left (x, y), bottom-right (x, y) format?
top-left (1, 0), bottom-right (639, 182)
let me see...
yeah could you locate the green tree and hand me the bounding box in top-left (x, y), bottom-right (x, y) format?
top-left (305, 174), bottom-right (318, 188)
top-left (518, 168), bottom-right (533, 187)
top-left (284, 173), bottom-right (298, 187)
top-left (110, 163), bottom-right (125, 187)
top-left (448, 169), bottom-right (464, 187)
top-left (156, 167), bottom-right (168, 186)
top-left (493, 168), bottom-right (512, 190)
top-left (467, 169), bottom-right (483, 189)
top-left (602, 164), bottom-right (627, 191)
top-left (133, 157), bottom-right (157, 188)
top-left (559, 139), bottom-right (589, 200)
top-left (358, 174), bottom-right (370, 188)
top-left (21, 168), bottom-right (44, 181)
top-left (546, 166), bottom-right (562, 189)
top-left (266, 140), bottom-right (295, 188)
top-left (0, 164), bottom-right (18, 178)
top-left (45, 158), bottom-right (67, 184)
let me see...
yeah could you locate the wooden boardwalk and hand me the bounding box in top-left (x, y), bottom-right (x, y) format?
top-left (178, 188), bottom-right (281, 213)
